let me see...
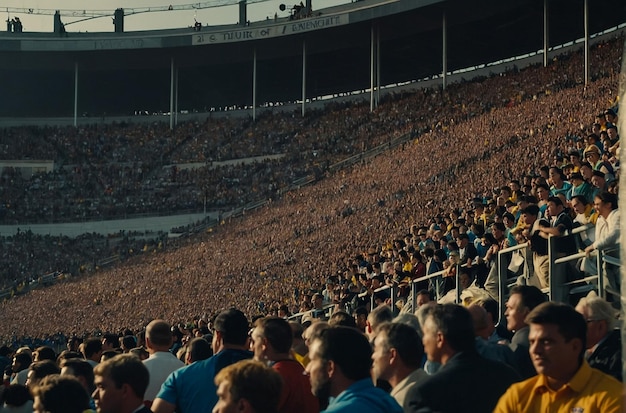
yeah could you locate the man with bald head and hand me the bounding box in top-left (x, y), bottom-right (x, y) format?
top-left (143, 319), bottom-right (185, 404)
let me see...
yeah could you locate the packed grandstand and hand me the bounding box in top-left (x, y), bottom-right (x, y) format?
top-left (0, 0), bottom-right (623, 355)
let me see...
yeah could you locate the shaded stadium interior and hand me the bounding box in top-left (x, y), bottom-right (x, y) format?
top-left (0, 0), bottom-right (625, 117)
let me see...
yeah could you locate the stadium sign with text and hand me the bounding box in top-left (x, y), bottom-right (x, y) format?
top-left (192, 14), bottom-right (346, 45)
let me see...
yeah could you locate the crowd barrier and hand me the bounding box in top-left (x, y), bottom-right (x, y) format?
top-left (364, 224), bottom-right (621, 327)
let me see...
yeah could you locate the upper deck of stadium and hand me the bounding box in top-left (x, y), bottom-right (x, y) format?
top-left (1, 0), bottom-right (625, 117)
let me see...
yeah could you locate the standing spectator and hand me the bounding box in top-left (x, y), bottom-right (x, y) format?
top-left (2, 383), bottom-right (33, 412)
top-left (82, 339), bottom-right (103, 368)
top-left (504, 285), bottom-right (547, 380)
top-left (585, 192), bottom-right (620, 297)
top-left (184, 337), bottom-right (212, 365)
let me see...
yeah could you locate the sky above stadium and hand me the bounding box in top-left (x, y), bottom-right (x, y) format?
top-left (3, 0), bottom-right (348, 32)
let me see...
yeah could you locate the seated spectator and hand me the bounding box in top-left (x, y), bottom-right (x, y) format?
top-left (494, 302), bottom-right (622, 412)
top-left (59, 358), bottom-right (96, 410)
top-left (371, 322), bottom-right (428, 408)
top-left (405, 304), bottom-right (519, 413)
top-left (575, 292), bottom-right (622, 381)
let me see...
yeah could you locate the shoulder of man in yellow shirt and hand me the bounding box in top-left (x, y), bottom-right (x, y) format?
top-left (292, 350), bottom-right (310, 368)
top-left (493, 361), bottom-right (622, 413)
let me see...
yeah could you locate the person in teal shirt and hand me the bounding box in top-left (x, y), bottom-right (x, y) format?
top-left (306, 326), bottom-right (402, 413)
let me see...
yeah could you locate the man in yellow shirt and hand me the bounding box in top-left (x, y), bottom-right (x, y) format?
top-left (494, 302), bottom-right (622, 413)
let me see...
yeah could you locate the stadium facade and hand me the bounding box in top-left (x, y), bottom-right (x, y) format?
top-left (0, 0), bottom-right (625, 119)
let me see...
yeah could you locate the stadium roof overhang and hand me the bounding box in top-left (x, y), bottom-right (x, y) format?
top-left (0, 0), bottom-right (624, 116)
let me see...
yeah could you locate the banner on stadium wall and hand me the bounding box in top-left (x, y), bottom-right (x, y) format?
top-left (192, 14), bottom-right (347, 45)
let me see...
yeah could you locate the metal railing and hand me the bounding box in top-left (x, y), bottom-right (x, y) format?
top-left (494, 223), bottom-right (620, 316)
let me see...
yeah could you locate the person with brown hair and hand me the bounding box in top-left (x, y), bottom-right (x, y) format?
top-left (92, 354), bottom-right (151, 413)
top-left (250, 317), bottom-right (318, 413)
top-left (495, 302), bottom-right (621, 412)
top-left (213, 360), bottom-right (282, 413)
top-left (33, 375), bottom-right (90, 413)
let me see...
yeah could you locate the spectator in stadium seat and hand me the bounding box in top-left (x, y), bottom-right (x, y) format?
top-left (93, 354), bottom-right (152, 413)
top-left (184, 337), bottom-right (212, 365)
top-left (33, 375), bottom-right (91, 413)
top-left (548, 167), bottom-right (572, 199)
top-left (120, 336), bottom-right (137, 353)
top-left (60, 358), bottom-right (97, 410)
top-left (590, 170), bottom-right (608, 194)
top-left (467, 305), bottom-right (517, 370)
top-left (365, 305), bottom-right (393, 342)
top-left (26, 360), bottom-right (60, 391)
top-left (534, 183), bottom-right (550, 217)
top-left (32, 346), bottom-right (56, 363)
top-left (567, 172), bottom-right (595, 203)
top-left (81, 339), bottom-right (103, 368)
top-left (575, 292), bottom-right (621, 381)
top-left (405, 304), bottom-right (519, 413)
top-left (505, 285), bottom-right (547, 380)
top-left (494, 302), bottom-right (622, 412)
top-left (101, 334), bottom-right (120, 352)
top-left (288, 321), bottom-right (308, 367)
top-left (371, 322), bottom-right (427, 408)
top-left (584, 145), bottom-right (614, 182)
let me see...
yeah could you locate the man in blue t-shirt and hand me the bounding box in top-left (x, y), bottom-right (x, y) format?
top-left (306, 326), bottom-right (402, 413)
top-left (151, 309), bottom-right (252, 413)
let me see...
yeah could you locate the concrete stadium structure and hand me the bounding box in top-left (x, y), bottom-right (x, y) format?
top-left (1, 0), bottom-right (624, 121)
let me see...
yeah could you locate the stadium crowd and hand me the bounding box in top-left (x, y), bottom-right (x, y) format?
top-left (0, 294), bottom-right (622, 412)
top-left (0, 35), bottom-right (622, 295)
top-left (0, 33), bottom-right (621, 339)
top-left (0, 27), bottom-right (623, 413)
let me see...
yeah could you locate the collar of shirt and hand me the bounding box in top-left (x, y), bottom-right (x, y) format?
top-left (532, 360), bottom-right (590, 395)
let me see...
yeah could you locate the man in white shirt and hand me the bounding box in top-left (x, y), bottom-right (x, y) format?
top-left (585, 191), bottom-right (620, 296)
top-left (142, 320), bottom-right (185, 404)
